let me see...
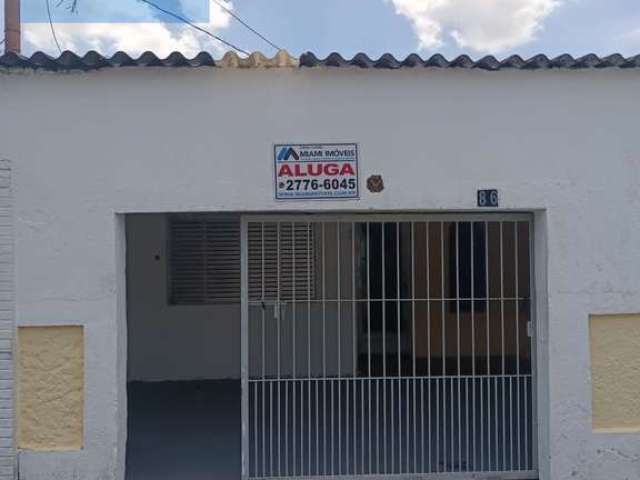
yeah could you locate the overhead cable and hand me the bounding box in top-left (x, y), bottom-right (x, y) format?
top-left (210, 0), bottom-right (281, 51)
top-left (46, 0), bottom-right (63, 54)
top-left (138, 0), bottom-right (250, 55)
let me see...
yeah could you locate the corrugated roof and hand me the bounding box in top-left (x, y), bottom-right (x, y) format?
top-left (0, 50), bottom-right (298, 71)
top-left (1, 50), bottom-right (639, 72)
top-left (299, 52), bottom-right (640, 70)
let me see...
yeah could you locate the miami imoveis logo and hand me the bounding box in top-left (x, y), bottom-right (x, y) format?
top-left (277, 146), bottom-right (300, 161)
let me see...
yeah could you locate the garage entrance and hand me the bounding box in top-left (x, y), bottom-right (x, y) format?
top-left (241, 214), bottom-right (536, 479)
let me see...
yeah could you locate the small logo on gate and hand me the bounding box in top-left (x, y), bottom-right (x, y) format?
top-left (277, 147), bottom-right (300, 161)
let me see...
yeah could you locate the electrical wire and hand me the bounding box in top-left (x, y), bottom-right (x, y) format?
top-left (138, 0), bottom-right (250, 55)
top-left (210, 0), bottom-right (281, 51)
top-left (46, 0), bottom-right (63, 54)
top-left (0, 38), bottom-right (5, 46)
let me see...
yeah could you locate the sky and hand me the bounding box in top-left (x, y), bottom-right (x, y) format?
top-left (2, 0), bottom-right (640, 58)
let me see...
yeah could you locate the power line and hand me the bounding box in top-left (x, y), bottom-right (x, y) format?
top-left (46, 0), bottom-right (63, 54)
top-left (138, 0), bottom-right (250, 55)
top-left (0, 39), bottom-right (5, 46)
top-left (210, 0), bottom-right (281, 51)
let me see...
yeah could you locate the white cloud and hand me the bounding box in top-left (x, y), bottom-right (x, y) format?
top-left (624, 27), bottom-right (640, 43)
top-left (389, 0), bottom-right (562, 53)
top-left (22, 0), bottom-right (235, 57)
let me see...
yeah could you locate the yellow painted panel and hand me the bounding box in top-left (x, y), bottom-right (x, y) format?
top-left (590, 314), bottom-right (640, 433)
top-left (17, 326), bottom-right (84, 450)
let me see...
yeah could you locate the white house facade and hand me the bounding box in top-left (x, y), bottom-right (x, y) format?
top-left (0, 50), bottom-right (639, 480)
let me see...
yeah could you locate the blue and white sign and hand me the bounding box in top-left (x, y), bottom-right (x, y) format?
top-left (274, 143), bottom-right (359, 200)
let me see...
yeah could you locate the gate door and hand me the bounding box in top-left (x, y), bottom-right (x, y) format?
top-left (241, 214), bottom-right (536, 479)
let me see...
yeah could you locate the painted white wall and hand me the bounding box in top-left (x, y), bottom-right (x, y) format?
top-left (1, 66), bottom-right (640, 480)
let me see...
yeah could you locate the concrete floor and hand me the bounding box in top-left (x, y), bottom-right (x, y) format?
top-left (126, 380), bottom-right (241, 480)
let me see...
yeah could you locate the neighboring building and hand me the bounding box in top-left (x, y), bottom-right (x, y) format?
top-left (1, 50), bottom-right (640, 480)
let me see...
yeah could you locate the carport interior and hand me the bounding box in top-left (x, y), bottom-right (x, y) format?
top-left (125, 213), bottom-right (535, 480)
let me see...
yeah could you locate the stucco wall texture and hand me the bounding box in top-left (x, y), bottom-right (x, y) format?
top-left (17, 326), bottom-right (84, 450)
top-left (590, 314), bottom-right (640, 433)
top-left (2, 67), bottom-right (640, 479)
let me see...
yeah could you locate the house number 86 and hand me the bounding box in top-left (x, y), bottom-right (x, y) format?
top-left (477, 189), bottom-right (499, 207)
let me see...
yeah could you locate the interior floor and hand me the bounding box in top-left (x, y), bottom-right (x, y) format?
top-left (126, 380), bottom-right (241, 480)
top-left (126, 379), bottom-right (534, 479)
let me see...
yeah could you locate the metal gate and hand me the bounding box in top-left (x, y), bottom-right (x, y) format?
top-left (241, 214), bottom-right (536, 479)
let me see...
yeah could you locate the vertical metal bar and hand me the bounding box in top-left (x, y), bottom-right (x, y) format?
top-left (345, 227), bottom-right (349, 475)
top-left (493, 273), bottom-right (499, 470)
top-left (240, 218), bottom-right (250, 480)
top-left (315, 376), bottom-right (319, 476)
top-left (345, 376), bottom-right (349, 475)
top-left (261, 223), bottom-right (266, 477)
top-left (436, 374), bottom-right (440, 473)
top-left (301, 380), bottom-right (305, 476)
top-left (366, 223), bottom-right (372, 475)
top-left (471, 222), bottom-right (476, 472)
top-left (284, 310), bottom-right (289, 477)
top-left (456, 222), bottom-right (461, 472)
top-left (351, 222), bottom-right (357, 476)
top-left (254, 351), bottom-right (258, 476)
top-left (440, 221), bottom-right (446, 472)
top-left (494, 374), bottom-right (499, 471)
top-left (532, 218), bottom-right (540, 473)
top-left (450, 368), bottom-right (454, 469)
top-left (335, 222), bottom-right (341, 476)
top-left (508, 227), bottom-right (513, 473)
top-left (374, 378), bottom-right (378, 474)
top-left (515, 222), bottom-right (521, 471)
top-left (500, 221), bottom-right (506, 472)
top-left (420, 222), bottom-right (433, 473)
top-left (321, 222), bottom-right (327, 475)
top-left (277, 223), bottom-right (281, 478)
top-left (465, 376), bottom-right (469, 472)
top-left (361, 378), bottom-right (365, 474)
top-left (480, 357), bottom-right (484, 473)
top-left (525, 375), bottom-right (529, 470)
top-left (382, 223), bottom-right (387, 474)
top-left (395, 222), bottom-right (400, 473)
top-left (509, 375), bottom-right (513, 471)
top-left (406, 377), bottom-right (410, 473)
top-left (292, 223), bottom-right (296, 477)
top-left (526, 219), bottom-right (532, 471)
top-left (411, 222), bottom-right (417, 474)
top-left (485, 221), bottom-right (490, 472)
top-left (250, 221), bottom-right (258, 479)
top-left (307, 222), bottom-right (312, 477)
top-left (426, 221), bottom-right (431, 473)
top-left (331, 375), bottom-right (334, 476)
top-left (421, 373), bottom-right (425, 472)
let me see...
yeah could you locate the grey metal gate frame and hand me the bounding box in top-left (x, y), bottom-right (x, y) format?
top-left (241, 213), bottom-right (538, 480)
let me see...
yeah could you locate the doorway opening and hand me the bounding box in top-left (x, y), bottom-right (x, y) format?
top-left (124, 212), bottom-right (537, 479)
top-left (125, 213), bottom-right (243, 480)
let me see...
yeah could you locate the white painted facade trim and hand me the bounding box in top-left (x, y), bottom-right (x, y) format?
top-left (1, 67), bottom-right (640, 479)
top-left (0, 160), bottom-right (14, 480)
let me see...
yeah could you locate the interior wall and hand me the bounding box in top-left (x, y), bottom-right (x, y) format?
top-left (127, 215), bottom-right (358, 382)
top-left (126, 214), bottom-right (241, 381)
top-left (127, 214), bottom-right (528, 382)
